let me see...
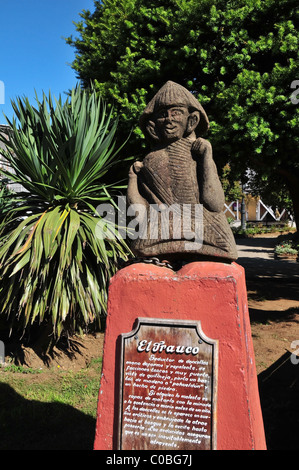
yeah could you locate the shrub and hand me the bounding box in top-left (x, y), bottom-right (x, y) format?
top-left (274, 241), bottom-right (298, 255)
top-left (0, 86), bottom-right (129, 347)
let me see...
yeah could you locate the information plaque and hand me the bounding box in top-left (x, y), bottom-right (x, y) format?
top-left (117, 318), bottom-right (218, 450)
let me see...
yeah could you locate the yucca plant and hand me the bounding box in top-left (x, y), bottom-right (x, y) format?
top-left (0, 178), bottom-right (18, 220)
top-left (0, 86), bottom-right (130, 348)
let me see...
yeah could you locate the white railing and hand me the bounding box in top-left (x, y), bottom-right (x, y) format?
top-left (224, 199), bottom-right (291, 223)
top-left (224, 201), bottom-right (240, 220)
top-left (256, 199), bottom-right (287, 222)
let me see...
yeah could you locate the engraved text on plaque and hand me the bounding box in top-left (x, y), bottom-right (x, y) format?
top-left (117, 318), bottom-right (218, 450)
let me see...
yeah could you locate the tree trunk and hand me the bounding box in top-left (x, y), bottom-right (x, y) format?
top-left (287, 184), bottom-right (299, 239)
top-left (278, 167), bottom-right (299, 238)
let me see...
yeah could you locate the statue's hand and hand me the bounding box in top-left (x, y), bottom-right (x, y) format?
top-left (129, 161), bottom-right (143, 177)
top-left (192, 137), bottom-right (211, 156)
top-left (133, 161), bottom-right (143, 173)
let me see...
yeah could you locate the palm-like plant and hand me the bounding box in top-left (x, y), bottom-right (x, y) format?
top-left (0, 86), bottom-right (129, 346)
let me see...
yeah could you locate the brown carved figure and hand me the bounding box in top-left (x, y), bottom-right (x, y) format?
top-left (127, 81), bottom-right (238, 263)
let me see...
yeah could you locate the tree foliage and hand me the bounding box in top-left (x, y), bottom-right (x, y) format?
top-left (67, 0), bottom-right (299, 227)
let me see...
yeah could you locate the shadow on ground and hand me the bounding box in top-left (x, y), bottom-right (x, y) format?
top-left (0, 383), bottom-right (96, 450)
top-left (236, 236), bottom-right (299, 282)
top-left (258, 351), bottom-right (299, 450)
top-left (246, 279), bottom-right (299, 305)
top-left (4, 335), bottom-right (88, 367)
top-left (249, 305), bottom-right (299, 325)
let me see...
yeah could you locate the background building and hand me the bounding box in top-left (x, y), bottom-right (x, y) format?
top-left (0, 124), bottom-right (24, 193)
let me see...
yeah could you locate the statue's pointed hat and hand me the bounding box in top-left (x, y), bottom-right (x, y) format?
top-left (139, 81), bottom-right (210, 136)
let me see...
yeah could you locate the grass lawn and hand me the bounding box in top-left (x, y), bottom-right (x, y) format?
top-left (0, 356), bottom-right (102, 450)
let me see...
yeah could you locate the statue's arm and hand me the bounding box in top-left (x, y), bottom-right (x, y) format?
top-left (192, 138), bottom-right (225, 212)
top-left (127, 162), bottom-right (147, 207)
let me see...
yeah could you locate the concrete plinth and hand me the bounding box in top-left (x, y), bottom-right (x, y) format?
top-left (94, 262), bottom-right (266, 450)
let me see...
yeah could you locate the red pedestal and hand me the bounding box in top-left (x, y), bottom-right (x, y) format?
top-left (94, 262), bottom-right (266, 450)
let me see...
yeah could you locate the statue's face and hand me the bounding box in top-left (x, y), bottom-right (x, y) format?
top-left (155, 106), bottom-right (189, 143)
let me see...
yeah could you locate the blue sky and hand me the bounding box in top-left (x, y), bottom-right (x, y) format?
top-left (0, 0), bottom-right (95, 124)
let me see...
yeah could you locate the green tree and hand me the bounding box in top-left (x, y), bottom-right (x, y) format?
top-left (221, 164), bottom-right (242, 202)
top-left (67, 0), bottom-right (299, 231)
top-left (0, 87), bottom-right (129, 348)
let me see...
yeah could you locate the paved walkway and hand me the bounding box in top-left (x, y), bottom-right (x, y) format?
top-left (235, 236), bottom-right (299, 280)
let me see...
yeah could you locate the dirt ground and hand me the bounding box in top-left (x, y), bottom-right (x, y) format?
top-left (249, 288), bottom-right (299, 374)
top-left (4, 332), bottom-right (105, 372)
top-left (2, 234), bottom-right (299, 449)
